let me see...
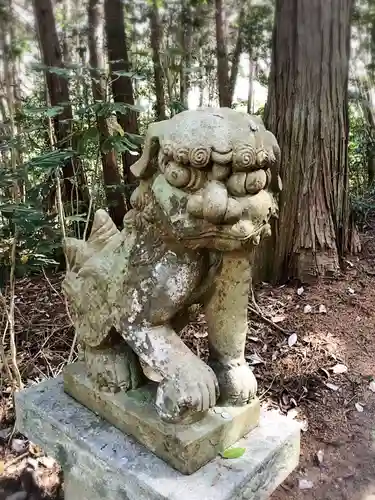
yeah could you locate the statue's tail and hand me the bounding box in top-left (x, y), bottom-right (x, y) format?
top-left (64, 210), bottom-right (119, 272)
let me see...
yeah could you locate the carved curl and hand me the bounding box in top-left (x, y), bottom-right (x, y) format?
top-left (232, 144), bottom-right (257, 171)
top-left (189, 146), bottom-right (211, 168)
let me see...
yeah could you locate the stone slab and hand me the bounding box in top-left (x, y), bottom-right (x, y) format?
top-left (63, 361), bottom-right (260, 474)
top-left (15, 377), bottom-right (300, 500)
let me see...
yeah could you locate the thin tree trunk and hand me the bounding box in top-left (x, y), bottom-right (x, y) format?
top-left (104, 0), bottom-right (138, 196)
top-left (247, 57), bottom-right (254, 114)
top-left (149, 0), bottom-right (166, 120)
top-left (366, 17), bottom-right (375, 187)
top-left (179, 0), bottom-right (193, 108)
top-left (61, 0), bottom-right (71, 63)
top-left (33, 0), bottom-right (89, 214)
top-left (368, 155), bottom-right (375, 187)
top-left (215, 0), bottom-right (230, 107)
top-left (228, 4), bottom-right (246, 104)
top-left (265, 0), bottom-right (359, 283)
top-left (361, 86), bottom-right (375, 187)
top-left (88, 0), bottom-right (126, 227)
top-left (215, 0), bottom-right (246, 107)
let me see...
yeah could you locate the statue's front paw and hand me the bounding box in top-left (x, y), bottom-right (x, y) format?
top-left (155, 359), bottom-right (219, 423)
top-left (212, 361), bottom-right (257, 406)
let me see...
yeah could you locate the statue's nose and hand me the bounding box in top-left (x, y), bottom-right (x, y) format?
top-left (187, 181), bottom-right (243, 225)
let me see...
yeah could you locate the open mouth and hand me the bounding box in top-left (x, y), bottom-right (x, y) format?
top-left (177, 220), bottom-right (269, 242)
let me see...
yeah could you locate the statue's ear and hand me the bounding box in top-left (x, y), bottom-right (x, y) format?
top-left (131, 121), bottom-right (165, 179)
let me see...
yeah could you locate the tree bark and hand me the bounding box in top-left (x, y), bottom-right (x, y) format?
top-left (247, 57), bottom-right (254, 114)
top-left (179, 0), bottom-right (193, 108)
top-left (33, 0), bottom-right (89, 214)
top-left (215, 0), bottom-right (231, 107)
top-left (104, 0), bottom-right (138, 195)
top-left (228, 4), bottom-right (246, 105)
top-left (366, 16), bottom-right (375, 187)
top-left (215, 0), bottom-right (246, 107)
top-left (265, 0), bottom-right (359, 283)
top-left (88, 0), bottom-right (126, 227)
top-left (149, 0), bottom-right (167, 120)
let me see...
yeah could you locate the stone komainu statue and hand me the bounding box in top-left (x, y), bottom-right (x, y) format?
top-left (62, 107), bottom-right (281, 424)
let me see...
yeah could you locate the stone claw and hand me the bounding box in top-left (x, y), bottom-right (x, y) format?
top-left (212, 361), bottom-right (257, 406)
top-left (155, 358), bottom-right (219, 423)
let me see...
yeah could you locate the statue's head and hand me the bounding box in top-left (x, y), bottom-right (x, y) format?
top-left (130, 107), bottom-right (282, 252)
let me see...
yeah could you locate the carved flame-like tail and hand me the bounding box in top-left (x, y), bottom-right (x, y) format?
top-left (64, 210), bottom-right (119, 272)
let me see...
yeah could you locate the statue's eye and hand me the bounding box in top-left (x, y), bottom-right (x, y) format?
top-left (227, 169), bottom-right (268, 197)
top-left (245, 170), bottom-right (267, 194)
top-left (227, 173), bottom-right (247, 196)
top-left (164, 162), bottom-right (191, 188)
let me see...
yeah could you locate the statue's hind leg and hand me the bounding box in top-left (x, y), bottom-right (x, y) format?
top-left (83, 328), bottom-right (145, 393)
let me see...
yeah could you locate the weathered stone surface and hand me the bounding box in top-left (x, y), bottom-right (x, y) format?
top-left (64, 362), bottom-right (260, 474)
top-left (15, 377), bottom-right (300, 500)
top-left (62, 107), bottom-right (282, 426)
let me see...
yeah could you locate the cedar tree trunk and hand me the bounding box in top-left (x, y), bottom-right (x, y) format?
top-left (88, 0), bottom-right (126, 227)
top-left (265, 0), bottom-right (359, 282)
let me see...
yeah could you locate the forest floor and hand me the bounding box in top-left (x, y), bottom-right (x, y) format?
top-left (1, 232), bottom-right (375, 499)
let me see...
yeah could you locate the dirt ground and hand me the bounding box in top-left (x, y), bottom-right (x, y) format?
top-left (1, 241), bottom-right (375, 499)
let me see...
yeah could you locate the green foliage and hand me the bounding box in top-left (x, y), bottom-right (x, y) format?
top-left (0, 150), bottom-right (76, 277)
top-left (348, 107), bottom-right (372, 193)
top-left (348, 104), bottom-right (375, 227)
top-left (243, 2), bottom-right (274, 62)
top-left (169, 100), bottom-right (188, 116)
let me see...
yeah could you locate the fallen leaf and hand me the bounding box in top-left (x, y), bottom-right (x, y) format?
top-left (348, 287), bottom-right (355, 294)
top-left (271, 314), bottom-right (286, 324)
top-left (288, 333), bottom-right (298, 347)
top-left (332, 364), bottom-right (348, 374)
top-left (320, 367), bottom-right (330, 379)
top-left (297, 286), bottom-right (304, 296)
top-left (220, 412), bottom-right (232, 420)
top-left (246, 353), bottom-right (265, 365)
top-left (248, 336), bottom-right (260, 342)
top-left (369, 381), bottom-right (375, 393)
top-left (316, 449), bottom-right (324, 465)
top-left (194, 331), bottom-right (208, 339)
top-left (345, 260), bottom-right (354, 268)
top-left (221, 447), bottom-right (246, 459)
top-left (20, 254), bottom-right (29, 264)
top-left (282, 393), bottom-right (289, 406)
top-left (355, 402), bottom-right (364, 412)
top-left (299, 479), bottom-right (314, 490)
top-left (325, 382), bottom-right (340, 391)
top-left (318, 304), bottom-right (327, 314)
top-left (300, 420), bottom-right (309, 432)
top-left (303, 304), bottom-right (312, 314)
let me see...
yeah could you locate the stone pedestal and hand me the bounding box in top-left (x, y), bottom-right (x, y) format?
top-left (63, 361), bottom-right (260, 474)
top-left (15, 378), bottom-right (300, 500)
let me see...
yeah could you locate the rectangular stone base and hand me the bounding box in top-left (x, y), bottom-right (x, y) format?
top-left (63, 361), bottom-right (260, 474)
top-left (15, 377), bottom-right (300, 500)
